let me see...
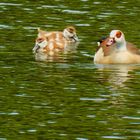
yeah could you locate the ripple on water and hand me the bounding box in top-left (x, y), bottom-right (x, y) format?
top-left (80, 97), bottom-right (107, 102)
top-left (102, 136), bottom-right (126, 139)
top-left (27, 129), bottom-right (37, 133)
top-left (49, 112), bottom-right (63, 115)
top-left (23, 26), bottom-right (37, 30)
top-left (23, 8), bottom-right (32, 11)
top-left (45, 17), bottom-right (62, 21)
top-left (47, 120), bottom-right (56, 124)
top-left (93, 1), bottom-right (101, 5)
top-left (117, 6), bottom-right (125, 9)
top-left (122, 116), bottom-right (140, 125)
top-left (38, 122), bottom-right (46, 127)
top-left (87, 114), bottom-right (96, 118)
top-left (62, 9), bottom-right (88, 14)
top-left (15, 93), bottom-right (34, 98)
top-left (97, 11), bottom-right (117, 19)
top-left (0, 111), bottom-right (19, 115)
top-left (1, 66), bottom-right (13, 69)
top-left (122, 116), bottom-right (140, 120)
top-left (59, 133), bottom-right (67, 136)
top-left (40, 5), bottom-right (58, 9)
top-left (130, 130), bottom-right (140, 134)
top-left (0, 46), bottom-right (5, 48)
top-left (76, 23), bottom-right (91, 27)
top-left (0, 2), bottom-right (22, 6)
top-left (8, 112), bottom-right (19, 115)
top-left (0, 24), bottom-right (13, 29)
top-left (0, 138), bottom-right (7, 140)
top-left (22, 8), bottom-right (35, 14)
top-left (76, 138), bottom-right (89, 140)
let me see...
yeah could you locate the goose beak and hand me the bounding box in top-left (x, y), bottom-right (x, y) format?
top-left (32, 44), bottom-right (40, 53)
top-left (72, 34), bottom-right (79, 42)
top-left (106, 38), bottom-right (115, 46)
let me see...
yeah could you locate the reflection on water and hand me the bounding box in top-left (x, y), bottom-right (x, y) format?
top-left (95, 64), bottom-right (140, 89)
top-left (34, 42), bottom-right (79, 62)
top-left (94, 64), bottom-right (140, 113)
top-left (0, 0), bottom-right (140, 139)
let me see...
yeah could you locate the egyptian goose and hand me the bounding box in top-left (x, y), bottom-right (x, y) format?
top-left (33, 31), bottom-right (66, 55)
top-left (63, 26), bottom-right (79, 42)
top-left (94, 30), bottom-right (140, 64)
top-left (37, 26), bottom-right (79, 43)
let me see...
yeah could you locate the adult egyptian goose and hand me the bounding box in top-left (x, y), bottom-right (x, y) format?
top-left (94, 30), bottom-right (140, 64)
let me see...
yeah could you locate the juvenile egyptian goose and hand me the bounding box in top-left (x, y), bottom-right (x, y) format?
top-left (33, 30), bottom-right (66, 55)
top-left (38, 26), bottom-right (79, 43)
top-left (94, 30), bottom-right (140, 64)
top-left (63, 26), bottom-right (79, 42)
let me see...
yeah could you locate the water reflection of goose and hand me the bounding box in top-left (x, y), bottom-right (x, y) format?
top-left (32, 26), bottom-right (79, 61)
top-left (95, 64), bottom-right (140, 88)
top-left (94, 30), bottom-right (140, 64)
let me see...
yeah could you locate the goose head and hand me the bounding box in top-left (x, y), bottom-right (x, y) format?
top-left (33, 28), bottom-right (48, 53)
top-left (63, 26), bottom-right (79, 42)
top-left (109, 30), bottom-right (127, 50)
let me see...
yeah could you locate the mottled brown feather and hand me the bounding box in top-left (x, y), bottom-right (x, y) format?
top-left (126, 42), bottom-right (140, 55)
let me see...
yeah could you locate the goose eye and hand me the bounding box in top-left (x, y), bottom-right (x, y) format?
top-left (116, 31), bottom-right (122, 38)
top-left (37, 38), bottom-right (44, 43)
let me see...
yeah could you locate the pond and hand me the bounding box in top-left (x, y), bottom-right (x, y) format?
top-left (0, 0), bottom-right (140, 139)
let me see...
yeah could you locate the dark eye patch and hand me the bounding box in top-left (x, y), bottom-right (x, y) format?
top-left (69, 28), bottom-right (74, 33)
top-left (98, 36), bottom-right (107, 44)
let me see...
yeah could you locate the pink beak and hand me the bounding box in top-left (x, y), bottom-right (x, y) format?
top-left (32, 44), bottom-right (40, 53)
top-left (106, 38), bottom-right (115, 46)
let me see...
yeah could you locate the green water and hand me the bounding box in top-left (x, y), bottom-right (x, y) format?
top-left (0, 0), bottom-right (140, 139)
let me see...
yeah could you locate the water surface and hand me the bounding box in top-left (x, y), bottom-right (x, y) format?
top-left (0, 0), bottom-right (140, 139)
